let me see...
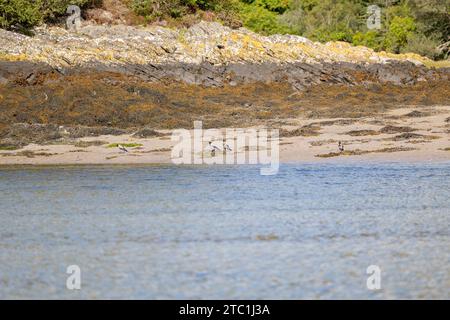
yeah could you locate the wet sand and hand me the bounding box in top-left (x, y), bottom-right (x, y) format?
top-left (1, 105), bottom-right (449, 165)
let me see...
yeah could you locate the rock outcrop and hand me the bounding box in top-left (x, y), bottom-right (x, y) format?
top-left (1, 21), bottom-right (449, 89)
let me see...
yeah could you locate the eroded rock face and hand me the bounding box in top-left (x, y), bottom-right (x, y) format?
top-left (1, 21), bottom-right (448, 89)
top-left (0, 59), bottom-right (447, 91)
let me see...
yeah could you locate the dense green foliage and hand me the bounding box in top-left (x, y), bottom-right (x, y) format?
top-left (0, 0), bottom-right (42, 29)
top-left (0, 0), bottom-right (100, 29)
top-left (239, 0), bottom-right (293, 34)
top-left (266, 0), bottom-right (450, 59)
top-left (130, 0), bottom-right (238, 22)
top-left (0, 0), bottom-right (448, 59)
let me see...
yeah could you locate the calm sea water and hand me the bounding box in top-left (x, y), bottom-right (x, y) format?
top-left (0, 163), bottom-right (449, 299)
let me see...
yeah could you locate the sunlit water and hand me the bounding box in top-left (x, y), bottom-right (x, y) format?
top-left (0, 163), bottom-right (449, 299)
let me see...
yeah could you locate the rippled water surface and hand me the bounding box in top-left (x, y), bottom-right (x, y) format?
top-left (0, 163), bottom-right (449, 299)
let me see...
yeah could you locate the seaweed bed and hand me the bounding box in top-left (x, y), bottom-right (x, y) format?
top-left (316, 147), bottom-right (417, 158)
top-left (0, 70), bottom-right (449, 147)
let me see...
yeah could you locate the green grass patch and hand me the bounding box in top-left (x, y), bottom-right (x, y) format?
top-left (0, 145), bottom-right (20, 150)
top-left (107, 143), bottom-right (143, 148)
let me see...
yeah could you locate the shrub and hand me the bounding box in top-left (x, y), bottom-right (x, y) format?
top-left (239, 1), bottom-right (292, 34)
top-left (352, 31), bottom-right (383, 51)
top-left (384, 16), bottom-right (416, 53)
top-left (279, 0), bottom-right (364, 42)
top-left (0, 0), bottom-right (99, 30)
top-left (130, 0), bottom-right (238, 21)
top-left (41, 1), bottom-right (101, 22)
top-left (0, 0), bottom-right (42, 29)
top-left (402, 33), bottom-right (441, 59)
top-left (258, 0), bottom-right (290, 14)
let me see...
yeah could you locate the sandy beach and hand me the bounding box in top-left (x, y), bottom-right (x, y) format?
top-left (1, 105), bottom-right (449, 166)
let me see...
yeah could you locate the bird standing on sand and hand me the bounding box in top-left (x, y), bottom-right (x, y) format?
top-left (338, 141), bottom-right (344, 152)
top-left (118, 144), bottom-right (128, 153)
top-left (207, 141), bottom-right (221, 157)
top-left (223, 141), bottom-right (232, 152)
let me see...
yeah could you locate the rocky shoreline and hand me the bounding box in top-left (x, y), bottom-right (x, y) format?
top-left (1, 21), bottom-right (449, 88)
top-left (0, 21), bottom-right (449, 161)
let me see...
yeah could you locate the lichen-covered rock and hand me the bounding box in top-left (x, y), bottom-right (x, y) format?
top-left (0, 21), bottom-right (449, 89)
top-left (1, 21), bottom-right (447, 68)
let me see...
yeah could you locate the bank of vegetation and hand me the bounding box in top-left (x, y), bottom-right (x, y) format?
top-left (1, 0), bottom-right (449, 59)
